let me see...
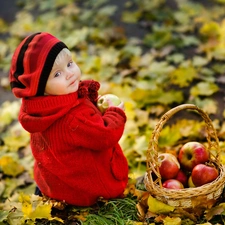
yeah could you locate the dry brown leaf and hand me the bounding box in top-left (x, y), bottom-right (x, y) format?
top-left (136, 202), bottom-right (147, 221)
top-left (205, 205), bottom-right (224, 221)
top-left (173, 208), bottom-right (197, 222)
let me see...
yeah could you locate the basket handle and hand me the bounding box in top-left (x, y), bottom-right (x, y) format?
top-left (146, 104), bottom-right (220, 186)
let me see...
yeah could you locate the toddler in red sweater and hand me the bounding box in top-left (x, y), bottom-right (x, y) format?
top-left (9, 32), bottom-right (128, 206)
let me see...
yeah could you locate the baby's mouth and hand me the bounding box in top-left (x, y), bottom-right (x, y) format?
top-left (70, 80), bottom-right (76, 86)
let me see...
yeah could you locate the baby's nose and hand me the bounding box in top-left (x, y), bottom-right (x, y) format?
top-left (66, 71), bottom-right (73, 79)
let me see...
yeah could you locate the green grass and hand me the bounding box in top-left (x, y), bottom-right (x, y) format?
top-left (82, 197), bottom-right (139, 225)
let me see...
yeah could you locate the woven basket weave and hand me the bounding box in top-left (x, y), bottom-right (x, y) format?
top-left (144, 104), bottom-right (225, 209)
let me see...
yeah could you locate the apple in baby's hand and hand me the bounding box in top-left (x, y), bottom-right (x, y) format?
top-left (191, 164), bottom-right (219, 187)
top-left (174, 170), bottom-right (188, 187)
top-left (163, 179), bottom-right (184, 189)
top-left (158, 153), bottom-right (180, 180)
top-left (178, 142), bottom-right (209, 171)
top-left (97, 94), bottom-right (121, 113)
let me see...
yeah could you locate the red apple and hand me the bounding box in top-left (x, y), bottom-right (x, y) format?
top-left (158, 153), bottom-right (180, 180)
top-left (191, 164), bottom-right (219, 187)
top-left (97, 94), bottom-right (121, 113)
top-left (163, 179), bottom-right (184, 189)
top-left (178, 142), bottom-right (209, 171)
top-left (174, 170), bottom-right (188, 187)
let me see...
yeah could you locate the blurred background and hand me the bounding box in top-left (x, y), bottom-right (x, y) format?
top-left (1, 1), bottom-right (225, 223)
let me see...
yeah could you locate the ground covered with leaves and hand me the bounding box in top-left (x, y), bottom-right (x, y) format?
top-left (2, 0), bottom-right (225, 224)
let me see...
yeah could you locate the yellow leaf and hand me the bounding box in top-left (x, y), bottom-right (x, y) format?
top-left (19, 194), bottom-right (63, 223)
top-left (19, 193), bottom-right (32, 217)
top-left (169, 66), bottom-right (197, 87)
top-left (29, 204), bottom-right (51, 220)
top-left (200, 21), bottom-right (220, 39)
top-left (163, 216), bottom-right (181, 225)
top-left (147, 195), bottom-right (174, 214)
top-left (0, 101), bottom-right (20, 131)
top-left (0, 156), bottom-right (24, 177)
top-left (2, 122), bottom-right (30, 151)
top-left (190, 82), bottom-right (219, 97)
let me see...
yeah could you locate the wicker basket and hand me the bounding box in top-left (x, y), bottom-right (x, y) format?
top-left (144, 104), bottom-right (225, 209)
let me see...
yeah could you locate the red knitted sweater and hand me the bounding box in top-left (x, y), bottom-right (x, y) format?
top-left (18, 81), bottom-right (128, 206)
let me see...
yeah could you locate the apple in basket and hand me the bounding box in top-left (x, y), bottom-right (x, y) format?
top-left (97, 94), bottom-right (121, 113)
top-left (158, 153), bottom-right (180, 180)
top-left (191, 164), bottom-right (219, 187)
top-left (174, 169), bottom-right (188, 187)
top-left (163, 179), bottom-right (184, 189)
top-left (178, 141), bottom-right (209, 171)
top-left (188, 175), bottom-right (196, 188)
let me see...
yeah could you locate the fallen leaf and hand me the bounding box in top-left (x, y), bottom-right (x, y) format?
top-left (147, 195), bottom-right (175, 214)
top-left (169, 66), bottom-right (197, 87)
top-left (0, 210), bottom-right (8, 223)
top-left (163, 216), bottom-right (182, 225)
top-left (205, 204), bottom-right (224, 221)
top-left (190, 81), bottom-right (219, 97)
top-left (0, 156), bottom-right (24, 177)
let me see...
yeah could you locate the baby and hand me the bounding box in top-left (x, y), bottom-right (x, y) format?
top-left (9, 32), bottom-right (128, 206)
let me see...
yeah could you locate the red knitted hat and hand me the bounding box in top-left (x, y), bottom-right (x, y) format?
top-left (9, 32), bottom-right (68, 98)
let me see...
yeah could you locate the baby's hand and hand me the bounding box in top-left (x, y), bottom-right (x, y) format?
top-left (97, 94), bottom-right (124, 113)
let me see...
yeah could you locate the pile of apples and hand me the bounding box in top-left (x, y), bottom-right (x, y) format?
top-left (157, 142), bottom-right (219, 189)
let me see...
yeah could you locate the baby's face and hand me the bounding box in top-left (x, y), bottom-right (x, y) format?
top-left (45, 49), bottom-right (81, 95)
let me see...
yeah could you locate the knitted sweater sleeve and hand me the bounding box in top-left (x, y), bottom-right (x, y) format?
top-left (66, 105), bottom-right (126, 151)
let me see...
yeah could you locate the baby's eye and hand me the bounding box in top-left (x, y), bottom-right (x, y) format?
top-left (54, 72), bottom-right (61, 77)
top-left (67, 61), bottom-right (73, 67)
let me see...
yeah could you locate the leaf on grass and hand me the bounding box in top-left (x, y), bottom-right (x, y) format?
top-left (199, 21), bottom-right (220, 39)
top-left (158, 125), bottom-right (182, 148)
top-left (163, 216), bottom-right (181, 225)
top-left (147, 195), bottom-right (175, 214)
top-left (122, 11), bottom-right (140, 23)
top-left (2, 122), bottom-right (30, 151)
top-left (182, 35), bottom-right (200, 47)
top-left (19, 193), bottom-right (63, 223)
top-left (148, 61), bottom-right (175, 76)
top-left (166, 53), bottom-right (185, 64)
top-left (131, 88), bottom-right (183, 106)
top-left (144, 30), bottom-right (172, 49)
top-left (2, 178), bottom-right (25, 199)
top-left (73, 212), bottom-right (89, 222)
top-left (157, 90), bottom-right (184, 105)
top-left (174, 11), bottom-right (190, 25)
top-left (0, 101), bottom-right (20, 131)
top-left (169, 66), bottom-right (197, 87)
top-left (177, 119), bottom-right (205, 138)
top-left (192, 56), bottom-right (209, 67)
top-left (9, 11), bottom-right (34, 36)
top-left (29, 205), bottom-right (55, 221)
top-left (190, 82), bottom-right (219, 97)
top-left (133, 135), bottom-right (148, 158)
top-left (0, 210), bottom-right (8, 222)
top-left (191, 98), bottom-right (217, 115)
top-left (0, 156), bottom-right (24, 177)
